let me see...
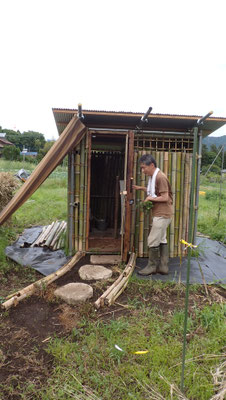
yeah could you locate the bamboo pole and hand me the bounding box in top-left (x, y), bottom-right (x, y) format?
top-left (79, 139), bottom-right (85, 251)
top-left (74, 145), bottom-right (81, 251)
top-left (45, 221), bottom-right (61, 247)
top-left (94, 253), bottom-right (136, 309)
top-left (83, 136), bottom-right (88, 251)
top-left (50, 221), bottom-right (67, 248)
top-left (174, 152), bottom-right (181, 256)
top-left (39, 222), bottom-right (55, 245)
top-left (1, 252), bottom-right (85, 310)
top-left (114, 176), bottom-right (120, 238)
top-left (163, 152), bottom-right (169, 176)
top-left (169, 152), bottom-right (176, 257)
top-left (130, 151), bottom-right (138, 251)
top-left (30, 225), bottom-right (47, 248)
top-left (182, 153), bottom-right (191, 255)
top-left (138, 151), bottom-right (146, 257)
top-left (134, 150), bottom-right (141, 254)
top-left (178, 152), bottom-right (185, 256)
top-left (167, 152), bottom-right (172, 248)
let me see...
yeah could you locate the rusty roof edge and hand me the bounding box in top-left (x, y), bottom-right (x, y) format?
top-left (52, 108), bottom-right (226, 121)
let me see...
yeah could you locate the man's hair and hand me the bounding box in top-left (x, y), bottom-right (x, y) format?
top-left (139, 154), bottom-right (157, 167)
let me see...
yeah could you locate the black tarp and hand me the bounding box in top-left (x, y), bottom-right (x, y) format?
top-left (136, 237), bottom-right (226, 284)
top-left (5, 228), bottom-right (226, 284)
top-left (5, 226), bottom-right (70, 276)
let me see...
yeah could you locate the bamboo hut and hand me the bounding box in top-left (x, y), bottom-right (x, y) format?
top-left (0, 107), bottom-right (226, 261)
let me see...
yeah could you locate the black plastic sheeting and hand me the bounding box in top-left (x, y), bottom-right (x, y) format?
top-left (5, 227), bottom-right (226, 284)
top-left (5, 226), bottom-right (71, 276)
top-left (136, 237), bottom-right (226, 284)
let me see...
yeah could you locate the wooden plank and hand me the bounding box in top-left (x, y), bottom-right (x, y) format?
top-left (0, 116), bottom-right (87, 225)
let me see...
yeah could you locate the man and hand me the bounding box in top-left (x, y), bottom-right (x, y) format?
top-left (133, 154), bottom-right (173, 275)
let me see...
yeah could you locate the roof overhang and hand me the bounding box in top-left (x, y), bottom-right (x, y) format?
top-left (52, 108), bottom-right (226, 138)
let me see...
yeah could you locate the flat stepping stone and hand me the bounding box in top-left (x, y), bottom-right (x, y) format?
top-left (54, 283), bottom-right (93, 305)
top-left (79, 264), bottom-right (112, 280)
top-left (90, 255), bottom-right (121, 265)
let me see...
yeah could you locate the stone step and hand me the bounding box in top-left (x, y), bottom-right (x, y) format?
top-left (54, 283), bottom-right (93, 305)
top-left (79, 264), bottom-right (112, 280)
top-left (90, 255), bottom-right (121, 265)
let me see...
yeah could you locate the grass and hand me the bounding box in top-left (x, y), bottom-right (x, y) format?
top-left (198, 185), bottom-right (226, 242)
top-left (18, 299), bottom-right (226, 400)
top-left (0, 161), bottom-right (225, 399)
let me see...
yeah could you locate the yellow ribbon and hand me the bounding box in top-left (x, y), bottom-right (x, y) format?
top-left (180, 239), bottom-right (197, 250)
top-left (115, 345), bottom-right (149, 355)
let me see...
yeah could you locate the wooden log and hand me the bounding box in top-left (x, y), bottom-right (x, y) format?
top-left (94, 253), bottom-right (136, 309)
top-left (1, 251), bottom-right (85, 311)
top-left (0, 116), bottom-right (87, 225)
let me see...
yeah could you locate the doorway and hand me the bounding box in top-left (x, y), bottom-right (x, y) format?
top-left (87, 132), bottom-right (126, 253)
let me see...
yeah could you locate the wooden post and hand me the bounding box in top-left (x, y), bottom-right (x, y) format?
top-left (114, 176), bottom-right (120, 238)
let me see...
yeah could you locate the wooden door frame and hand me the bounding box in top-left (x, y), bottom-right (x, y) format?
top-left (86, 130), bottom-right (134, 253)
top-left (122, 130), bottom-right (134, 261)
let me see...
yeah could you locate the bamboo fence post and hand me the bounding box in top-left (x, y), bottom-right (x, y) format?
top-left (130, 151), bottom-right (138, 251)
top-left (83, 135), bottom-right (88, 251)
top-left (114, 176), bottom-right (120, 238)
top-left (1, 252), bottom-right (85, 311)
top-left (182, 153), bottom-right (190, 255)
top-left (74, 144), bottom-right (80, 251)
top-left (163, 151), bottom-right (169, 176)
top-left (138, 151), bottom-right (146, 257)
top-left (178, 152), bottom-right (185, 256)
top-left (174, 152), bottom-right (181, 256)
top-left (170, 152), bottom-right (176, 257)
top-left (134, 151), bottom-right (141, 254)
top-left (79, 139), bottom-right (85, 251)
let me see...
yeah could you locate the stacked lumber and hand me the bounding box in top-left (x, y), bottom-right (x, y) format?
top-left (29, 221), bottom-right (67, 250)
top-left (94, 252), bottom-right (136, 309)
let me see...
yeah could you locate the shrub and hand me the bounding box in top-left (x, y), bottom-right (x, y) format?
top-left (2, 145), bottom-right (21, 161)
top-left (0, 172), bottom-right (19, 212)
top-left (205, 191), bottom-right (226, 201)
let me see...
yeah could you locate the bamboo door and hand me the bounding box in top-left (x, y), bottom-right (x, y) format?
top-left (121, 131), bottom-right (134, 261)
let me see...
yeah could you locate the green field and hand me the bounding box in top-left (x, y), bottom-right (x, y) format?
top-left (0, 160), bottom-right (225, 399)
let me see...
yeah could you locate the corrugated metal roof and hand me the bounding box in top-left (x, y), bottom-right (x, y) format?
top-left (52, 108), bottom-right (226, 137)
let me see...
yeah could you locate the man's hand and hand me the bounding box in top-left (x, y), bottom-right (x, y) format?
top-left (132, 185), bottom-right (146, 191)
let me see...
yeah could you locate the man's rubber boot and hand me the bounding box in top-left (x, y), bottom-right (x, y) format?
top-left (158, 243), bottom-right (169, 275)
top-left (138, 247), bottom-right (159, 276)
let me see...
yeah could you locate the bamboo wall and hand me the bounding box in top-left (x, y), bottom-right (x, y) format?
top-left (131, 148), bottom-right (196, 258)
top-left (68, 135), bottom-right (88, 253)
top-left (68, 131), bottom-right (197, 258)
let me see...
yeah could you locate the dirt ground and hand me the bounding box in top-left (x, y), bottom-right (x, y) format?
top-left (0, 255), bottom-right (225, 400)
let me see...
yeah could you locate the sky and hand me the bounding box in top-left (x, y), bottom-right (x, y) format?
top-left (1, 0), bottom-right (226, 140)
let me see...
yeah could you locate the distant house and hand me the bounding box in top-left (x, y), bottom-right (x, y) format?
top-left (20, 151), bottom-right (38, 157)
top-left (0, 133), bottom-right (14, 157)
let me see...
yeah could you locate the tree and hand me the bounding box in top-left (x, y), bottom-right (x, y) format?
top-left (2, 146), bottom-right (21, 160)
top-left (37, 140), bottom-right (55, 161)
